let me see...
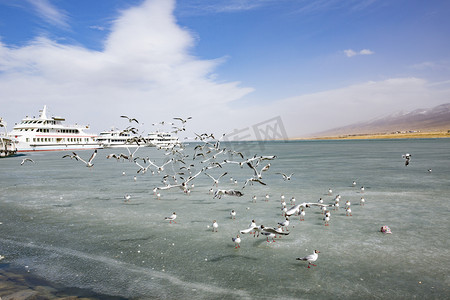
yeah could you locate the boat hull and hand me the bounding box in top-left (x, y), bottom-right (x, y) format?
top-left (15, 143), bottom-right (102, 152)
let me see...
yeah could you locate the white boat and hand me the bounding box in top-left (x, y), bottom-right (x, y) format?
top-left (0, 118), bottom-right (17, 157)
top-left (96, 128), bottom-right (143, 148)
top-left (146, 131), bottom-right (180, 148)
top-left (8, 105), bottom-right (101, 152)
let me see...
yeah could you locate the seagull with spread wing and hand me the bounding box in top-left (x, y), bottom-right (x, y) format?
top-left (276, 172), bottom-right (294, 181)
top-left (64, 150), bottom-right (97, 168)
top-left (204, 172), bottom-right (228, 187)
top-left (247, 162), bottom-right (271, 179)
top-left (120, 115), bottom-right (139, 124)
top-left (173, 116), bottom-right (192, 124)
top-left (20, 158), bottom-right (35, 165)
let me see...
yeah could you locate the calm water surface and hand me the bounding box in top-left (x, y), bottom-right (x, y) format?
top-left (1, 139), bottom-right (449, 299)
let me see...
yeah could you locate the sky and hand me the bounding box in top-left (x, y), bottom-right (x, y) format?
top-left (0, 0), bottom-right (449, 139)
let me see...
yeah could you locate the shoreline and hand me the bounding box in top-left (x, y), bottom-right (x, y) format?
top-left (294, 131), bottom-right (450, 141)
top-left (0, 265), bottom-right (125, 300)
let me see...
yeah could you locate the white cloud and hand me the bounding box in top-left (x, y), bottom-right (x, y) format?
top-left (246, 77), bottom-right (450, 137)
top-left (344, 49), bottom-right (357, 57)
top-left (26, 0), bottom-right (69, 28)
top-left (359, 49), bottom-right (374, 55)
top-left (344, 48), bottom-right (374, 57)
top-left (89, 25), bottom-right (105, 31)
top-left (178, 0), bottom-right (276, 14)
top-left (0, 0), bottom-right (254, 136)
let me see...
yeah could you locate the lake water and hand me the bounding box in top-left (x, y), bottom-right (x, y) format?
top-left (1, 139), bottom-right (449, 299)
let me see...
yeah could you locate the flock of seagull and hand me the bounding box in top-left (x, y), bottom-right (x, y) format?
top-left (17, 115), bottom-right (421, 269)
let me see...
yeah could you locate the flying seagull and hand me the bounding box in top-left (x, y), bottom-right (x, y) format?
top-left (276, 172), bottom-right (294, 181)
top-left (20, 158), bottom-right (35, 165)
top-left (64, 150), bottom-right (98, 168)
top-left (173, 116), bottom-right (192, 124)
top-left (120, 115), bottom-right (139, 124)
top-left (402, 153), bottom-right (411, 166)
top-left (204, 172), bottom-right (228, 187)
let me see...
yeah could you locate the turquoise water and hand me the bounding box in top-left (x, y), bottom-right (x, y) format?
top-left (1, 139), bottom-right (449, 299)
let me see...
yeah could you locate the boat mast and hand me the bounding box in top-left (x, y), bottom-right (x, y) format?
top-left (39, 105), bottom-right (48, 120)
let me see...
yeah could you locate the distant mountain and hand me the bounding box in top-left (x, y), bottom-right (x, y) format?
top-left (313, 103), bottom-right (450, 137)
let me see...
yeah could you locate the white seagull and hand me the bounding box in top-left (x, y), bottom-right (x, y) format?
top-left (120, 115), bottom-right (139, 123)
top-left (296, 250), bottom-right (320, 268)
top-left (243, 177), bottom-right (266, 188)
top-left (232, 235), bottom-right (241, 248)
top-left (147, 158), bottom-right (173, 173)
top-left (20, 158), bottom-right (35, 165)
top-left (278, 217), bottom-right (290, 231)
top-left (205, 172), bottom-right (228, 187)
top-left (246, 162), bottom-right (271, 179)
top-left (285, 203), bottom-right (311, 217)
top-left (346, 207), bottom-right (352, 216)
top-left (173, 116), bottom-right (192, 124)
top-left (276, 172), bottom-right (294, 181)
top-left (240, 220), bottom-right (258, 237)
top-left (164, 212), bottom-right (177, 224)
top-left (261, 231), bottom-right (277, 243)
top-left (64, 150), bottom-right (98, 168)
top-left (323, 214), bottom-right (330, 226)
top-left (299, 209), bottom-right (306, 221)
top-left (212, 220), bottom-right (219, 232)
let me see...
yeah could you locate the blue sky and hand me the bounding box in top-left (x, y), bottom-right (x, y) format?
top-left (0, 0), bottom-right (449, 138)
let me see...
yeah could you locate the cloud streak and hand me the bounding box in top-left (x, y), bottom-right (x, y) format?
top-left (25, 0), bottom-right (70, 28)
top-left (344, 48), bottom-right (374, 57)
